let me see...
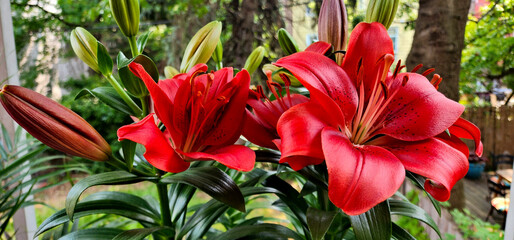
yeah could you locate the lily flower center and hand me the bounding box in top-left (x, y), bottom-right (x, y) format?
top-left (251, 71), bottom-right (295, 120)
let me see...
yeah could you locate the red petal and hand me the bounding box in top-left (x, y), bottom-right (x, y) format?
top-left (242, 109), bottom-right (278, 149)
top-left (275, 51), bottom-right (358, 125)
top-left (305, 41), bottom-right (332, 55)
top-left (341, 22), bottom-right (394, 88)
top-left (203, 70), bottom-right (250, 146)
top-left (375, 73), bottom-right (464, 141)
top-left (117, 114), bottom-right (190, 173)
top-left (158, 73), bottom-right (187, 104)
top-left (129, 62), bottom-right (182, 146)
top-left (321, 127), bottom-right (405, 215)
top-left (276, 101), bottom-right (331, 170)
top-left (180, 145), bottom-right (256, 172)
top-left (378, 136), bottom-right (468, 201)
top-left (449, 118), bottom-right (483, 156)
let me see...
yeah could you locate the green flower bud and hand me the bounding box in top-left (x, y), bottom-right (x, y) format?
top-left (318, 0), bottom-right (348, 64)
top-left (365, 0), bottom-right (399, 29)
top-left (164, 66), bottom-right (179, 79)
top-left (70, 27), bottom-right (99, 73)
top-left (278, 28), bottom-right (299, 56)
top-left (212, 40), bottom-right (223, 69)
top-left (262, 64), bottom-right (301, 87)
top-left (244, 46), bottom-right (265, 75)
top-left (109, 0), bottom-right (140, 37)
top-left (180, 21), bottom-right (222, 73)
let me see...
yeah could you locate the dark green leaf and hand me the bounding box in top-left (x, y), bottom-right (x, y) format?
top-left (35, 199), bottom-right (160, 237)
top-left (169, 183), bottom-right (196, 222)
top-left (1, 125), bottom-right (12, 152)
top-left (117, 51), bottom-right (132, 68)
top-left (122, 140), bottom-right (137, 171)
top-left (75, 87), bottom-right (134, 115)
top-left (133, 55), bottom-right (159, 81)
top-left (389, 199), bottom-right (441, 239)
top-left (160, 167), bottom-right (245, 212)
top-left (349, 201), bottom-right (391, 240)
top-left (59, 228), bottom-right (124, 240)
top-left (406, 171), bottom-right (441, 216)
top-left (136, 31), bottom-right (151, 54)
top-left (113, 226), bottom-right (168, 240)
top-left (392, 223), bottom-right (416, 240)
top-left (307, 208), bottom-right (337, 240)
top-left (216, 223), bottom-right (304, 240)
top-left (65, 171), bottom-right (156, 220)
top-left (97, 41), bottom-right (113, 76)
top-left (83, 191), bottom-right (159, 217)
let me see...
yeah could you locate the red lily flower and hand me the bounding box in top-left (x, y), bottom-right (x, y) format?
top-left (242, 42), bottom-right (332, 149)
top-left (274, 22), bottom-right (482, 215)
top-left (118, 62), bottom-right (255, 173)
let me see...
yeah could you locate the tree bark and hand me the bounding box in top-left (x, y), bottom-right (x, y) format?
top-left (224, 0), bottom-right (258, 68)
top-left (406, 0), bottom-right (471, 210)
top-left (406, 0), bottom-right (471, 102)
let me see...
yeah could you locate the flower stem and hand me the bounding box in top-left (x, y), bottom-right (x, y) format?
top-left (106, 74), bottom-right (142, 116)
top-left (157, 183), bottom-right (172, 228)
top-left (128, 36), bottom-right (140, 57)
top-left (140, 95), bottom-right (150, 117)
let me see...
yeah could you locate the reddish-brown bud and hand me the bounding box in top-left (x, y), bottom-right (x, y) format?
top-left (0, 85), bottom-right (111, 161)
top-left (318, 0), bottom-right (348, 64)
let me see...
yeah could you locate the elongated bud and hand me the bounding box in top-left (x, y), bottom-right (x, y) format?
top-left (262, 64), bottom-right (301, 87)
top-left (70, 27), bottom-right (99, 73)
top-left (164, 66), bottom-right (180, 79)
top-left (365, 0), bottom-right (399, 29)
top-left (244, 46), bottom-right (265, 75)
top-left (318, 0), bottom-right (348, 64)
top-left (180, 21), bottom-right (222, 73)
top-left (109, 0), bottom-right (140, 37)
top-left (0, 85), bottom-right (111, 161)
top-left (212, 40), bottom-right (223, 69)
top-left (278, 28), bottom-right (299, 56)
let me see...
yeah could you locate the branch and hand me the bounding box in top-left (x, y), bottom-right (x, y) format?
top-left (486, 68), bottom-right (514, 80)
top-left (11, 1), bottom-right (81, 28)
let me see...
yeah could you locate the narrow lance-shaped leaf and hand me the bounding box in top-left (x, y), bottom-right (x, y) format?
top-left (307, 207), bottom-right (338, 240)
top-left (349, 200), bottom-right (392, 240)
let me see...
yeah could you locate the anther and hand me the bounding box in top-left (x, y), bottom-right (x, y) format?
top-left (422, 68), bottom-right (435, 76)
top-left (402, 75), bottom-right (409, 86)
top-left (411, 64), bottom-right (423, 73)
top-left (380, 81), bottom-right (389, 99)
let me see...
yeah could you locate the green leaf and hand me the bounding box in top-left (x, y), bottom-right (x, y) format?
top-left (216, 223), bottom-right (304, 240)
top-left (97, 41), bottom-right (113, 76)
top-left (392, 223), bottom-right (416, 240)
top-left (76, 87), bottom-right (134, 115)
top-left (112, 226), bottom-right (168, 240)
top-left (117, 51), bottom-right (132, 68)
top-left (35, 199), bottom-right (160, 237)
top-left (59, 228), bottom-right (124, 240)
top-left (169, 183), bottom-right (196, 222)
top-left (307, 208), bottom-right (337, 240)
top-left (121, 140), bottom-right (137, 171)
top-left (1, 124), bottom-right (12, 152)
top-left (83, 191), bottom-right (159, 217)
top-left (406, 171), bottom-right (441, 216)
top-left (133, 55), bottom-right (159, 81)
top-left (389, 199), bottom-right (442, 239)
top-left (136, 31), bottom-right (151, 54)
top-left (160, 167), bottom-right (245, 212)
top-left (65, 171), bottom-right (156, 220)
top-left (349, 200), bottom-right (392, 240)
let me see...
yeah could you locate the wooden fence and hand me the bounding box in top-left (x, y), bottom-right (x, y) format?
top-left (461, 106), bottom-right (514, 159)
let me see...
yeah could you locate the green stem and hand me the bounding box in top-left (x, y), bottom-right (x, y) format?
top-left (128, 36), bottom-right (139, 57)
top-left (106, 74), bottom-right (142, 116)
top-left (140, 95), bottom-right (150, 117)
top-left (157, 183), bottom-right (173, 228)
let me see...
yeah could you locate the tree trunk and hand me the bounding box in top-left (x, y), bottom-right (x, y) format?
top-left (406, 0), bottom-right (471, 210)
top-left (406, 0), bottom-right (471, 102)
top-left (224, 0), bottom-right (258, 68)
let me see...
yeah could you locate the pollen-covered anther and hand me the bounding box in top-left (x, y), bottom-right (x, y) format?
top-left (402, 75), bottom-right (409, 86)
top-left (411, 64), bottom-right (423, 73)
top-left (380, 81), bottom-right (389, 99)
top-left (422, 68), bottom-right (435, 76)
top-left (279, 74), bottom-right (291, 87)
top-left (430, 74), bottom-right (443, 90)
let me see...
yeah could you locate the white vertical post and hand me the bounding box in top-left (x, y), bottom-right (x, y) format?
top-left (505, 171), bottom-right (514, 240)
top-left (0, 1), bottom-right (38, 240)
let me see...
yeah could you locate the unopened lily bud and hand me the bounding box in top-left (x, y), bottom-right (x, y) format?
top-left (180, 21), bottom-right (222, 73)
top-left (318, 0), bottom-right (348, 64)
top-left (262, 64), bottom-right (301, 87)
top-left (109, 0), bottom-right (140, 37)
top-left (365, 0), bottom-right (399, 29)
top-left (212, 40), bottom-right (223, 69)
top-left (244, 46), bottom-right (265, 75)
top-left (70, 27), bottom-right (99, 73)
top-left (0, 85), bottom-right (111, 161)
top-left (164, 66), bottom-right (179, 79)
top-left (277, 28), bottom-right (299, 56)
